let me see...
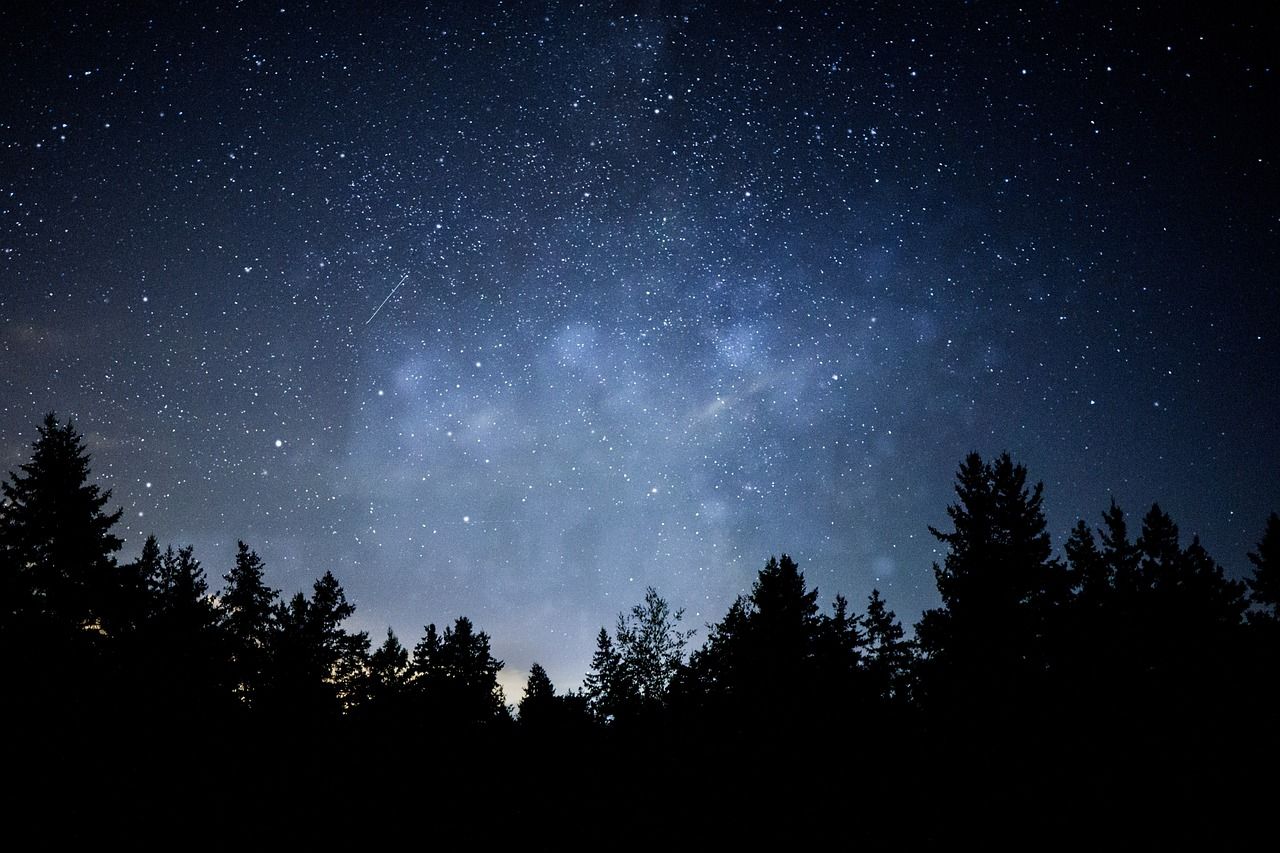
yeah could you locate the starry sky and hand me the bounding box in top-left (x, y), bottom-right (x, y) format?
top-left (1, 2), bottom-right (1276, 693)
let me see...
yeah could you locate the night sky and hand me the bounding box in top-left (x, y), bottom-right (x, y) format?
top-left (2, 2), bottom-right (1275, 694)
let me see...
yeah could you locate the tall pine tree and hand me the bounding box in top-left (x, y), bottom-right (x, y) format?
top-left (0, 413), bottom-right (124, 632)
top-left (220, 541), bottom-right (279, 706)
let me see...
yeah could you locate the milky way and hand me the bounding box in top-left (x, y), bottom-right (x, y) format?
top-left (1, 3), bottom-right (1275, 691)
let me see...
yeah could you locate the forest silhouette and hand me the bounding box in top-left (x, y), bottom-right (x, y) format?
top-left (2, 413), bottom-right (1276, 843)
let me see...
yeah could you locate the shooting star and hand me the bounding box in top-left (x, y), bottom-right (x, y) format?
top-left (365, 272), bottom-right (410, 325)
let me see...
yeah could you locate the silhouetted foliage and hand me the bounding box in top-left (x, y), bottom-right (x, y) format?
top-left (518, 662), bottom-right (556, 723)
top-left (917, 453), bottom-right (1065, 671)
top-left (1248, 512), bottom-right (1280, 617)
top-left (3, 412), bottom-right (1274, 844)
top-left (684, 554), bottom-right (881, 740)
top-left (583, 626), bottom-right (627, 722)
top-left (583, 586), bottom-right (692, 729)
top-left (220, 541), bottom-right (279, 706)
top-left (0, 413), bottom-right (123, 632)
top-left (267, 572), bottom-right (370, 719)
top-left (409, 616), bottom-right (508, 726)
top-left (132, 540), bottom-right (226, 713)
top-left (363, 627), bottom-right (410, 707)
top-left (614, 586), bottom-right (693, 713)
top-left (861, 589), bottom-right (911, 704)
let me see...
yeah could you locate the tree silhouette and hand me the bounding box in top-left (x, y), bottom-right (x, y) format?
top-left (0, 413), bottom-right (124, 632)
top-left (916, 453), bottom-right (1065, 687)
top-left (684, 555), bottom-right (850, 738)
top-left (910, 450), bottom-right (1076, 817)
top-left (749, 554), bottom-right (821, 656)
top-left (1124, 505), bottom-right (1248, 686)
top-left (816, 593), bottom-right (863, 675)
top-left (299, 571), bottom-right (370, 711)
top-left (1098, 498), bottom-right (1142, 594)
top-left (1, 408), bottom-right (1274, 842)
top-left (1064, 519), bottom-right (1108, 604)
top-left (220, 541), bottom-right (279, 706)
top-left (583, 626), bottom-right (627, 722)
top-left (583, 587), bottom-right (691, 727)
top-left (861, 589), bottom-right (911, 704)
top-left (129, 540), bottom-right (226, 718)
top-left (614, 586), bottom-right (692, 714)
top-left (363, 628), bottom-right (410, 708)
top-left (152, 544), bottom-right (212, 617)
top-left (409, 617), bottom-right (507, 725)
top-left (1248, 512), bottom-right (1280, 618)
top-left (518, 662), bottom-right (556, 724)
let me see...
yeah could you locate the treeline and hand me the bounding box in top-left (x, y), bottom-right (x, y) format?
top-left (2, 413), bottom-right (1277, 843)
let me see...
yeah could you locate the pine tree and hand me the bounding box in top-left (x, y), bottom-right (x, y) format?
top-left (220, 541), bottom-right (279, 705)
top-left (1247, 512), bottom-right (1280, 617)
top-left (155, 545), bottom-right (211, 617)
top-left (749, 555), bottom-right (820, 647)
top-left (519, 662), bottom-right (557, 724)
top-left (411, 622), bottom-right (443, 685)
top-left (136, 536), bottom-right (163, 601)
top-left (583, 627), bottom-right (625, 722)
top-left (1136, 503), bottom-right (1182, 591)
top-left (365, 628), bottom-right (409, 705)
top-left (408, 617), bottom-right (507, 724)
top-left (0, 413), bottom-right (123, 631)
top-left (917, 452), bottom-right (1062, 670)
top-left (266, 572), bottom-right (370, 717)
top-left (134, 541), bottom-right (225, 714)
top-left (861, 589), bottom-right (911, 703)
top-left (304, 571), bottom-right (370, 708)
top-left (684, 595), bottom-right (749, 708)
top-left (1098, 498), bottom-right (1141, 595)
top-left (1064, 519), bottom-right (1109, 604)
top-left (811, 593), bottom-right (866, 716)
top-left (682, 555), bottom-right (832, 735)
top-left (817, 593), bottom-right (863, 673)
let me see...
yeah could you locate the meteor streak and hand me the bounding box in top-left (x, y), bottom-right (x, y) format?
top-left (364, 272), bottom-right (409, 325)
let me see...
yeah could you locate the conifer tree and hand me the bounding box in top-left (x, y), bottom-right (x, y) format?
top-left (0, 413), bottom-right (123, 631)
top-left (519, 662), bottom-right (557, 724)
top-left (917, 452), bottom-right (1062, 672)
top-left (1247, 512), bottom-right (1280, 617)
top-left (365, 628), bottom-right (409, 705)
top-left (583, 627), bottom-right (625, 722)
top-left (1064, 519), bottom-right (1108, 604)
top-left (267, 572), bottom-right (369, 716)
top-left (861, 589), bottom-right (911, 703)
top-left (1098, 498), bottom-right (1141, 596)
top-left (220, 541), bottom-right (279, 705)
top-left (409, 617), bottom-right (506, 724)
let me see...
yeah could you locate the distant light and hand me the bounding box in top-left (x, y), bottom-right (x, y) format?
top-left (145, 481), bottom-right (152, 489)
top-left (463, 515), bottom-right (471, 523)
top-left (274, 439), bottom-right (283, 448)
